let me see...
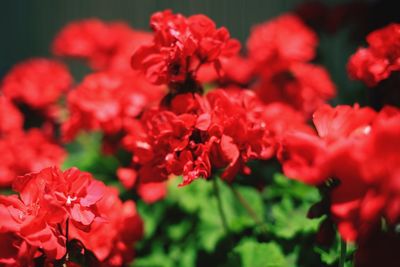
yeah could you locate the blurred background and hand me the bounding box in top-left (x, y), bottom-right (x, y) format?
top-left (1, 0), bottom-right (399, 105)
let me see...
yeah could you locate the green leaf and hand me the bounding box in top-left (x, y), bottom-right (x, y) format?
top-left (233, 239), bottom-right (286, 267)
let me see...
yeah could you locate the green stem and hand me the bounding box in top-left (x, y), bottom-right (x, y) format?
top-left (212, 177), bottom-right (230, 235)
top-left (230, 186), bottom-right (267, 233)
top-left (339, 239), bottom-right (347, 267)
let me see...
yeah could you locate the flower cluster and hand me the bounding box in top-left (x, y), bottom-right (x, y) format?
top-left (279, 104), bottom-right (400, 242)
top-left (52, 19), bottom-right (153, 72)
top-left (0, 166), bottom-right (143, 266)
top-left (247, 13), bottom-right (336, 117)
top-left (62, 71), bottom-right (164, 143)
top-left (2, 7), bottom-right (400, 267)
top-left (0, 129), bottom-right (65, 187)
top-left (1, 58), bottom-right (72, 111)
top-left (132, 10), bottom-right (241, 88)
top-left (0, 59), bottom-right (67, 188)
top-left (348, 23), bottom-right (400, 87)
top-left (123, 89), bottom-right (273, 186)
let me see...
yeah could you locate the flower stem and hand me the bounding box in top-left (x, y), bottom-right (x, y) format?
top-left (230, 186), bottom-right (267, 233)
top-left (212, 177), bottom-right (230, 235)
top-left (339, 239), bottom-right (347, 267)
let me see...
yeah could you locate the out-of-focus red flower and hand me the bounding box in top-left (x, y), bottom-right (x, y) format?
top-left (196, 56), bottom-right (255, 86)
top-left (0, 129), bottom-right (65, 187)
top-left (137, 181), bottom-right (167, 204)
top-left (132, 10), bottom-right (240, 86)
top-left (278, 104), bottom-right (376, 186)
top-left (279, 104), bottom-right (400, 242)
top-left (116, 168), bottom-right (167, 203)
top-left (348, 23), bottom-right (400, 87)
top-left (124, 89), bottom-right (272, 186)
top-left (0, 95), bottom-right (23, 137)
top-left (247, 13), bottom-right (317, 70)
top-left (1, 58), bottom-right (72, 109)
top-left (62, 71), bottom-right (165, 141)
top-left (69, 187), bottom-right (143, 266)
top-left (255, 62), bottom-right (336, 117)
top-left (52, 19), bottom-right (153, 72)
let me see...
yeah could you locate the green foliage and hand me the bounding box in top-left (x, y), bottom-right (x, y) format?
top-left (62, 132), bottom-right (344, 267)
top-left (231, 239), bottom-right (286, 267)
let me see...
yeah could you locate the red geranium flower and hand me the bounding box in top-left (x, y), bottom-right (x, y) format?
top-left (247, 13), bottom-right (318, 70)
top-left (69, 187), bottom-right (143, 266)
top-left (0, 95), bottom-right (23, 137)
top-left (1, 58), bottom-right (72, 110)
top-left (124, 89), bottom-right (272, 186)
top-left (348, 23), bottom-right (400, 87)
top-left (254, 62), bottom-right (336, 117)
top-left (132, 10), bottom-right (240, 86)
top-left (0, 129), bottom-right (65, 187)
top-left (62, 71), bottom-right (164, 142)
top-left (52, 19), bottom-right (153, 72)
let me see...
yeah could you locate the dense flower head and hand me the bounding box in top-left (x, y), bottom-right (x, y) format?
top-left (123, 89), bottom-right (272, 186)
top-left (246, 14), bottom-right (334, 117)
top-left (247, 13), bottom-right (318, 70)
top-left (0, 167), bottom-right (104, 262)
top-left (348, 23), bottom-right (400, 87)
top-left (0, 95), bottom-right (24, 137)
top-left (278, 104), bottom-right (400, 241)
top-left (254, 62), bottom-right (336, 116)
top-left (1, 58), bottom-right (72, 109)
top-left (62, 71), bottom-right (165, 141)
top-left (0, 166), bottom-right (142, 266)
top-left (131, 10), bottom-right (241, 86)
top-left (53, 19), bottom-right (153, 72)
top-left (0, 129), bottom-right (66, 187)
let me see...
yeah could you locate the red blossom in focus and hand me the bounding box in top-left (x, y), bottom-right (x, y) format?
top-left (348, 23), bottom-right (400, 87)
top-left (0, 166), bottom-right (142, 266)
top-left (0, 129), bottom-right (65, 187)
top-left (131, 10), bottom-right (241, 86)
top-left (123, 89), bottom-right (272, 186)
top-left (1, 58), bottom-right (72, 110)
top-left (0, 166), bottom-right (104, 262)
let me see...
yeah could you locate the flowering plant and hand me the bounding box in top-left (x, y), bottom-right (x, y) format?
top-left (1, 5), bottom-right (399, 267)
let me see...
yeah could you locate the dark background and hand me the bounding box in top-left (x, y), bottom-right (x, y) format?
top-left (1, 0), bottom-right (399, 103)
top-left (0, 0), bottom-right (328, 74)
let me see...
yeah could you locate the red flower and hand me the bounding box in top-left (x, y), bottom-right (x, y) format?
top-left (132, 10), bottom-right (240, 86)
top-left (0, 166), bottom-right (130, 264)
top-left (124, 89), bottom-right (272, 185)
top-left (1, 58), bottom-right (72, 109)
top-left (0, 96), bottom-right (23, 137)
top-left (62, 71), bottom-right (164, 141)
top-left (255, 62), bottom-right (336, 117)
top-left (279, 104), bottom-right (400, 241)
top-left (278, 104), bottom-right (376, 186)
top-left (0, 129), bottom-right (65, 187)
top-left (69, 187), bottom-right (143, 266)
top-left (52, 19), bottom-right (153, 72)
top-left (348, 23), bottom-right (400, 86)
top-left (247, 13), bottom-right (317, 70)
